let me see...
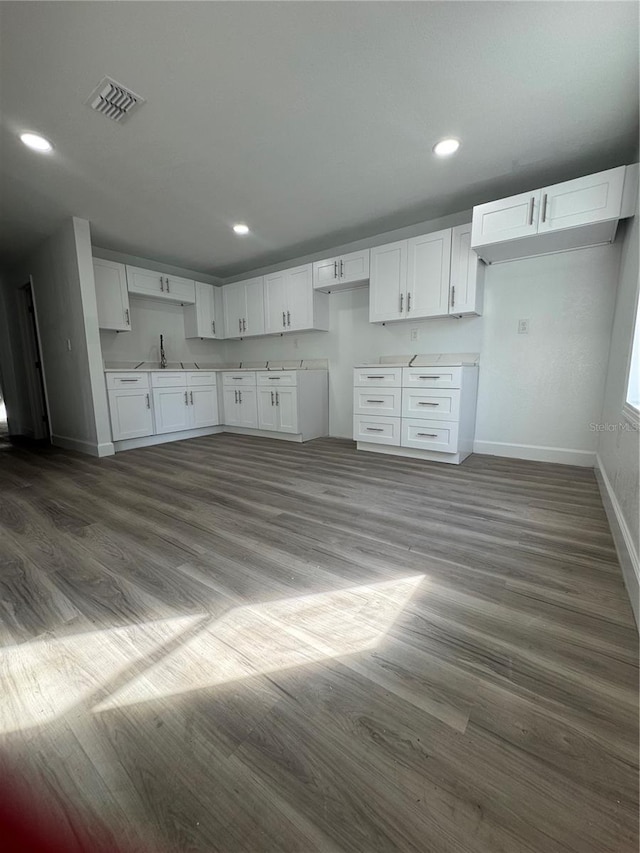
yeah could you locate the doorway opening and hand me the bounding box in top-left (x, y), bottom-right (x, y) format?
top-left (20, 279), bottom-right (50, 442)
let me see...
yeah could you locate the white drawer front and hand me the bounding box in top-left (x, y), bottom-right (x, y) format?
top-left (403, 367), bottom-right (463, 389)
top-left (353, 415), bottom-right (401, 446)
top-left (257, 371), bottom-right (298, 387)
top-left (353, 388), bottom-right (401, 418)
top-left (402, 389), bottom-right (461, 421)
top-left (401, 418), bottom-right (459, 453)
top-left (187, 371), bottom-right (218, 386)
top-left (353, 367), bottom-right (402, 388)
top-left (222, 372), bottom-right (257, 386)
top-left (151, 371), bottom-right (187, 388)
top-left (105, 372), bottom-right (150, 390)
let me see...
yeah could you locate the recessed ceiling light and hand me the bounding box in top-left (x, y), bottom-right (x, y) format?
top-left (233, 223), bottom-right (250, 235)
top-left (433, 138), bottom-right (460, 157)
top-left (20, 132), bottom-right (53, 153)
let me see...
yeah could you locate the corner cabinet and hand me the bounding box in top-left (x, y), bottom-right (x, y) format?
top-left (222, 277), bottom-right (265, 339)
top-left (369, 224), bottom-right (483, 324)
top-left (312, 250), bottom-right (370, 292)
top-left (471, 165), bottom-right (635, 264)
top-left (93, 258), bottom-right (131, 331)
top-left (126, 266), bottom-right (196, 305)
top-left (184, 282), bottom-right (223, 339)
top-left (264, 263), bottom-right (329, 334)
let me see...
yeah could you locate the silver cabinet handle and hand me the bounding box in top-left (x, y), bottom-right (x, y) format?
top-left (340, 260), bottom-right (344, 277)
top-left (417, 401), bottom-right (439, 406)
top-left (287, 311), bottom-right (290, 327)
top-left (407, 292), bottom-right (411, 312)
top-left (243, 318), bottom-right (247, 332)
top-left (184, 391), bottom-right (188, 405)
top-left (334, 260), bottom-right (338, 279)
top-left (417, 433), bottom-right (438, 437)
top-left (399, 292), bottom-right (404, 312)
top-left (271, 391), bottom-right (275, 406)
top-left (528, 195), bottom-right (535, 225)
top-left (166, 277), bottom-right (170, 293)
top-left (541, 193), bottom-right (548, 223)
top-left (212, 320), bottom-right (215, 334)
top-left (366, 427), bottom-right (384, 432)
top-left (190, 391), bottom-right (193, 405)
top-left (160, 276), bottom-right (164, 292)
top-left (366, 399), bottom-right (385, 403)
top-left (119, 378), bottom-right (138, 382)
top-left (234, 389), bottom-right (238, 403)
top-left (146, 393), bottom-right (150, 408)
top-left (418, 375), bottom-right (441, 379)
top-left (275, 391), bottom-right (279, 406)
top-left (238, 390), bottom-right (242, 404)
top-left (125, 308), bottom-right (130, 325)
top-left (366, 375), bottom-right (385, 379)
top-left (238, 318), bottom-right (242, 334)
top-left (282, 311), bottom-right (286, 328)
top-left (450, 286), bottom-right (455, 308)
top-left (268, 376), bottom-right (282, 380)
top-left (232, 376), bottom-right (244, 379)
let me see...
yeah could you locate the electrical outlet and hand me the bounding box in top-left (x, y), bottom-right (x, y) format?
top-left (410, 328), bottom-right (418, 342)
top-left (517, 319), bottom-right (529, 335)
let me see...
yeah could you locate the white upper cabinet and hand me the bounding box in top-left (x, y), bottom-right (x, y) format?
top-left (264, 264), bottom-right (328, 334)
top-left (222, 277), bottom-right (265, 338)
top-left (369, 241), bottom-right (406, 323)
top-left (93, 258), bottom-right (131, 331)
top-left (313, 249), bottom-right (370, 292)
top-left (406, 228), bottom-right (452, 320)
top-left (449, 224), bottom-right (484, 317)
top-left (126, 265), bottom-right (195, 304)
top-left (471, 165), bottom-right (632, 263)
top-left (369, 226), bottom-right (480, 324)
top-left (184, 282), bottom-right (222, 339)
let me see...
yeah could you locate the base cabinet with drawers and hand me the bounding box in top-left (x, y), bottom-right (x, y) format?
top-left (353, 362), bottom-right (478, 464)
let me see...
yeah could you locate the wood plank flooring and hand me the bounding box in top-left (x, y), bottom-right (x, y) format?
top-left (0, 434), bottom-right (637, 852)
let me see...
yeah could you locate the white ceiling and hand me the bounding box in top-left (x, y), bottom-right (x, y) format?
top-left (1, 1), bottom-right (638, 277)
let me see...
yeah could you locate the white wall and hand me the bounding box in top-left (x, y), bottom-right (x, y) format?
top-left (225, 242), bottom-right (620, 464)
top-left (100, 298), bottom-right (225, 365)
top-left (596, 199), bottom-right (639, 624)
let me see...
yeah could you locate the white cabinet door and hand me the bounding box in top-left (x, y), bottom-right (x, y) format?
top-left (257, 388), bottom-right (278, 431)
top-left (471, 190), bottom-right (541, 248)
top-left (264, 271), bottom-right (288, 334)
top-left (244, 277), bottom-right (265, 337)
top-left (407, 229), bottom-right (451, 319)
top-left (537, 166), bottom-right (625, 234)
top-left (286, 265), bottom-right (313, 331)
top-left (223, 284), bottom-right (245, 338)
top-left (152, 387), bottom-right (190, 434)
top-left (108, 389), bottom-right (153, 441)
top-left (223, 388), bottom-right (241, 425)
top-left (164, 274), bottom-right (196, 304)
top-left (189, 386), bottom-right (219, 428)
top-left (184, 282), bottom-right (219, 339)
top-left (275, 387), bottom-right (298, 433)
top-left (237, 388), bottom-right (258, 427)
top-left (126, 266), bottom-right (165, 298)
top-left (94, 259), bottom-right (131, 332)
top-left (369, 240), bottom-right (406, 323)
top-left (340, 250), bottom-right (370, 285)
top-left (313, 257), bottom-right (340, 289)
top-left (449, 224), bottom-right (484, 317)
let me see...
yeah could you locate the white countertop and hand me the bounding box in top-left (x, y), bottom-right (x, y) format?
top-left (104, 359), bottom-right (328, 373)
top-left (355, 352), bottom-right (480, 368)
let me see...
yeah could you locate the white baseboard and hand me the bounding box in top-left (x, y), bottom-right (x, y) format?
top-left (113, 426), bottom-right (224, 452)
top-left (223, 426), bottom-right (303, 442)
top-left (473, 440), bottom-right (596, 467)
top-left (595, 454), bottom-right (639, 628)
top-left (52, 434), bottom-right (113, 457)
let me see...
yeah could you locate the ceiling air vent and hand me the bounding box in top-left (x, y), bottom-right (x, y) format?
top-left (85, 76), bottom-right (145, 123)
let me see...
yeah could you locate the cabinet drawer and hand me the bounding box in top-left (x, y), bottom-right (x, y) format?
top-left (105, 372), bottom-right (150, 390)
top-left (353, 415), bottom-right (401, 446)
top-left (402, 367), bottom-right (462, 389)
top-left (151, 372), bottom-right (187, 388)
top-left (401, 419), bottom-right (459, 453)
top-left (402, 389), bottom-right (460, 421)
top-left (187, 371), bottom-right (218, 386)
top-left (257, 371), bottom-right (298, 387)
top-left (353, 388), bottom-right (401, 418)
top-left (222, 372), bottom-right (256, 386)
top-left (353, 367), bottom-right (402, 387)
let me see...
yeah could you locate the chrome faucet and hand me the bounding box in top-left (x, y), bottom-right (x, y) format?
top-left (160, 334), bottom-right (167, 369)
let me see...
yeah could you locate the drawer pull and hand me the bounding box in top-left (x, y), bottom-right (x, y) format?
top-left (119, 379), bottom-right (139, 382)
top-left (417, 402), bottom-right (439, 406)
top-left (366, 399), bottom-right (385, 403)
top-left (418, 375), bottom-right (441, 379)
top-left (366, 375), bottom-right (385, 379)
top-left (232, 376), bottom-right (245, 379)
top-left (268, 376), bottom-right (282, 380)
top-left (366, 427), bottom-right (384, 432)
top-left (417, 432), bottom-right (438, 438)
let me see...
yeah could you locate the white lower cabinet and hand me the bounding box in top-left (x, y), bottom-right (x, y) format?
top-left (190, 386), bottom-right (219, 428)
top-left (223, 387), bottom-right (258, 428)
top-left (153, 387), bottom-right (191, 434)
top-left (353, 362), bottom-right (478, 464)
top-left (108, 388), bottom-right (154, 440)
top-left (258, 386), bottom-right (298, 433)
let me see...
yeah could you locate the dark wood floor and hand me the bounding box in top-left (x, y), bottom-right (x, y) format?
top-left (0, 434), bottom-right (637, 852)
